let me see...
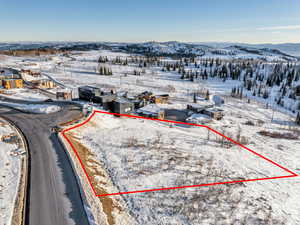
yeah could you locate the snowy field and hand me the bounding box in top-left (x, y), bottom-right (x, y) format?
top-left (66, 92), bottom-right (300, 225)
top-left (0, 88), bottom-right (49, 101)
top-left (0, 118), bottom-right (24, 225)
top-left (0, 102), bottom-right (61, 114)
top-left (1, 49), bottom-right (300, 224)
top-left (6, 49), bottom-right (297, 116)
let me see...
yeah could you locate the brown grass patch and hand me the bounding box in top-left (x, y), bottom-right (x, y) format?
top-left (65, 133), bottom-right (121, 225)
top-left (258, 130), bottom-right (298, 140)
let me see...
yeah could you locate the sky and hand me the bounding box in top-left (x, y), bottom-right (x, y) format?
top-left (1, 0), bottom-right (300, 43)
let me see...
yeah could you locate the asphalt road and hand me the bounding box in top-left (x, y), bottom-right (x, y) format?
top-left (0, 103), bottom-right (90, 225)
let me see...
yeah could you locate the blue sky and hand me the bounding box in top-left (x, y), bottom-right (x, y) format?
top-left (1, 0), bottom-right (300, 43)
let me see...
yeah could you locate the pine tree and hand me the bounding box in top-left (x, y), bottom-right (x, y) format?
top-left (204, 69), bottom-right (208, 79)
top-left (277, 97), bottom-right (281, 105)
top-left (166, 64), bottom-right (171, 71)
top-left (263, 90), bottom-right (269, 99)
top-left (232, 87), bottom-right (236, 95)
top-left (240, 88), bottom-right (243, 99)
top-left (246, 80), bottom-right (252, 91)
top-left (190, 75), bottom-right (194, 82)
top-left (205, 90), bottom-right (210, 100)
top-left (296, 112), bottom-right (300, 125)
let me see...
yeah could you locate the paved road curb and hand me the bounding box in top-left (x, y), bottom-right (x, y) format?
top-left (58, 114), bottom-right (108, 225)
top-left (0, 116), bottom-right (29, 225)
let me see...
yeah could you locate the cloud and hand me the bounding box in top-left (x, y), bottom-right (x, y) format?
top-left (257, 25), bottom-right (300, 31)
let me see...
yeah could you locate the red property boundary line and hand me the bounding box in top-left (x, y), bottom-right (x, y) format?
top-left (61, 110), bottom-right (298, 197)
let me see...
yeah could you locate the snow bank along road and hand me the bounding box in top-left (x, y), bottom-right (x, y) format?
top-left (0, 102), bottom-right (90, 225)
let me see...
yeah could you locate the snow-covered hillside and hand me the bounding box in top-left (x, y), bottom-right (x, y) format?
top-left (1, 48), bottom-right (300, 225)
top-left (68, 94), bottom-right (300, 225)
top-left (1, 41), bottom-right (299, 61)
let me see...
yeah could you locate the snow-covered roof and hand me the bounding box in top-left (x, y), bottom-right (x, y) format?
top-left (187, 102), bottom-right (214, 109)
top-left (186, 113), bottom-right (211, 123)
top-left (137, 104), bottom-right (163, 115)
top-left (115, 97), bottom-right (132, 104)
top-left (56, 88), bottom-right (72, 93)
top-left (0, 68), bottom-right (14, 76)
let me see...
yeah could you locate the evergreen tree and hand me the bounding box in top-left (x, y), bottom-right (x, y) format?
top-left (297, 113), bottom-right (300, 125)
top-left (263, 90), bottom-right (269, 99)
top-left (231, 87), bottom-right (236, 96)
top-left (240, 88), bottom-right (243, 99)
top-left (205, 90), bottom-right (210, 100)
top-left (190, 75), bottom-right (194, 82)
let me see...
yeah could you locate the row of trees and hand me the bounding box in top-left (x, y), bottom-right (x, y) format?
top-left (96, 53), bottom-right (300, 122)
top-left (97, 65), bottom-right (113, 75)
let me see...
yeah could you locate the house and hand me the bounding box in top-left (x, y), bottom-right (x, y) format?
top-left (186, 113), bottom-right (212, 124)
top-left (153, 94), bottom-right (169, 104)
top-left (31, 79), bottom-right (55, 89)
top-left (187, 103), bottom-right (214, 113)
top-left (137, 104), bottom-right (165, 119)
top-left (2, 79), bottom-right (23, 89)
top-left (78, 85), bottom-right (116, 104)
top-left (56, 90), bottom-right (72, 100)
top-left (97, 94), bottom-right (117, 110)
top-left (202, 108), bottom-right (224, 120)
top-left (137, 91), bottom-right (153, 102)
top-left (131, 99), bottom-right (147, 110)
top-left (78, 86), bottom-right (101, 102)
top-left (20, 69), bottom-right (41, 77)
top-left (187, 102), bottom-right (224, 120)
top-left (40, 80), bottom-right (55, 88)
top-left (112, 97), bottom-right (134, 114)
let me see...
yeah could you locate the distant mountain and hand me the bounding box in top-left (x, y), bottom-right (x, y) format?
top-left (0, 41), bottom-right (299, 61)
top-left (193, 42), bottom-right (300, 57)
top-left (120, 42), bottom-right (299, 61)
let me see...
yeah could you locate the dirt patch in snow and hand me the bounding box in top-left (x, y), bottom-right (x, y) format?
top-left (65, 133), bottom-right (122, 225)
top-left (258, 130), bottom-right (299, 140)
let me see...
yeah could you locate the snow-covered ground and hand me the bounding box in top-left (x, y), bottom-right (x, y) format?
top-left (0, 88), bottom-right (49, 101)
top-left (0, 118), bottom-right (24, 225)
top-left (0, 102), bottom-right (61, 114)
top-left (1, 49), bottom-right (300, 224)
top-left (68, 91), bottom-right (300, 225)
